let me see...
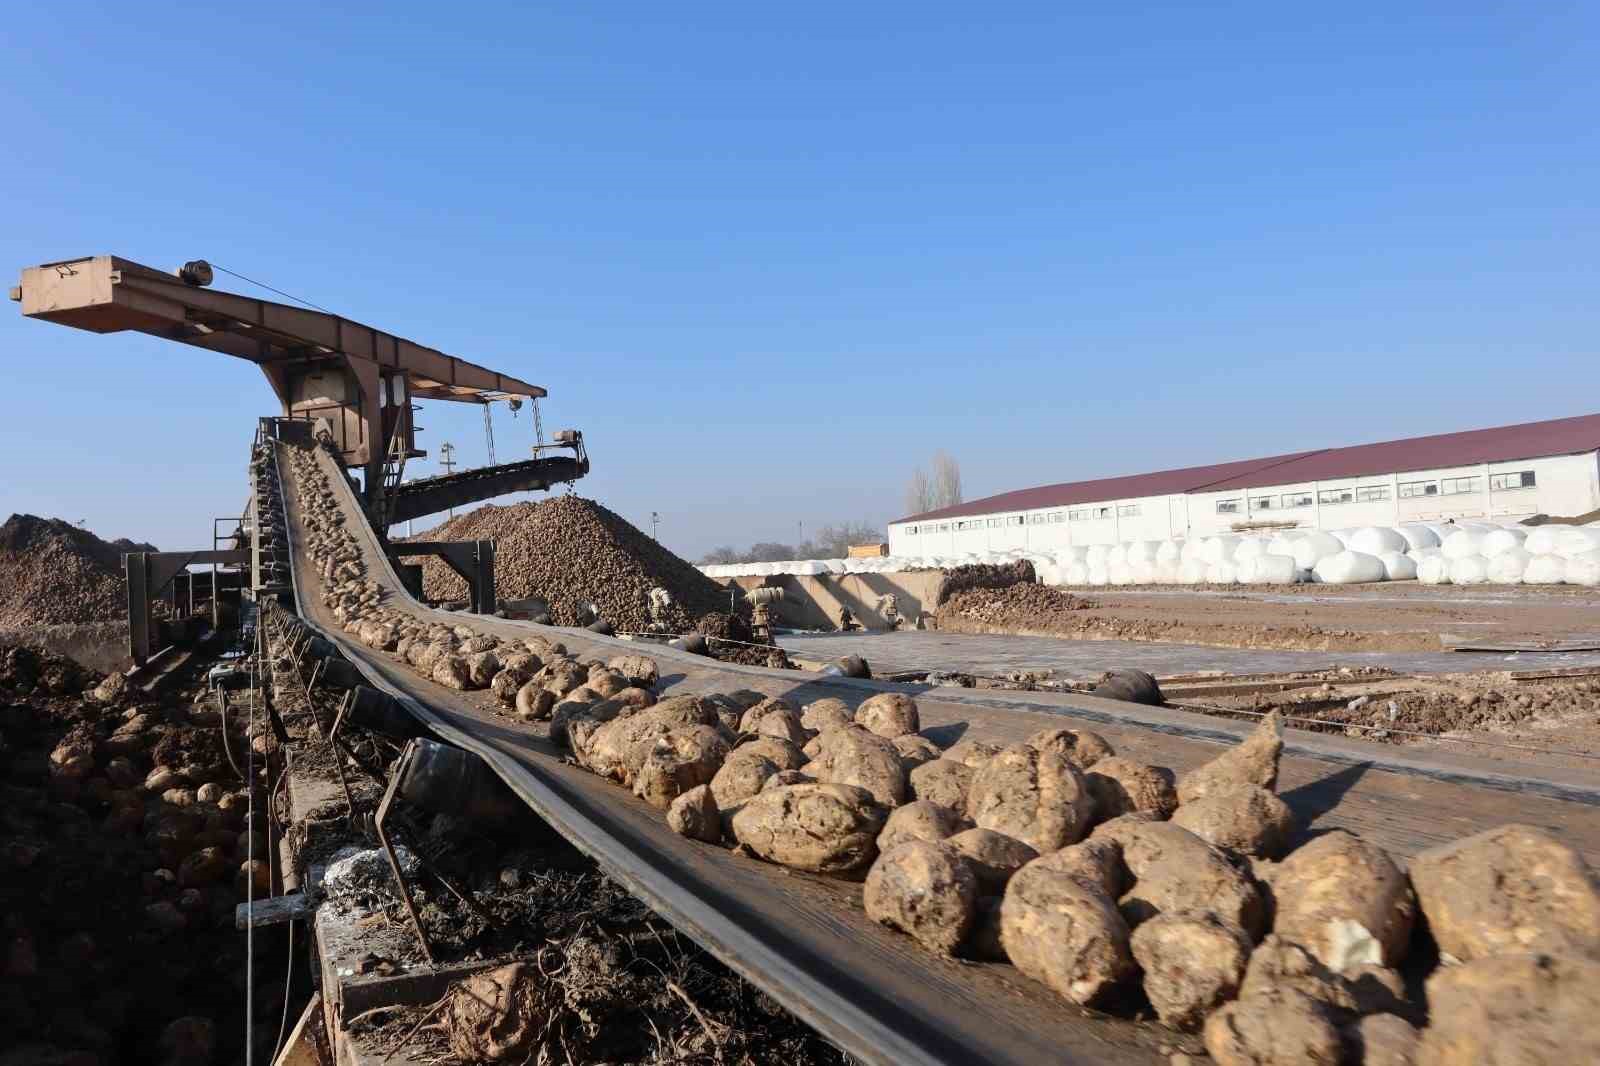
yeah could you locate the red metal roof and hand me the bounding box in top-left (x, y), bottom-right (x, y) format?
top-left (895, 413), bottom-right (1600, 524)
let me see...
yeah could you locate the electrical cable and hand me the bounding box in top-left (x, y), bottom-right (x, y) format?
top-left (211, 263), bottom-right (334, 314)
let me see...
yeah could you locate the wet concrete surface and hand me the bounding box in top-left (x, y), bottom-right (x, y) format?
top-left (777, 630), bottom-right (1600, 680)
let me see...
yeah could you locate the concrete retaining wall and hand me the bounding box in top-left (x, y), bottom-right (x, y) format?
top-left (723, 571), bottom-right (946, 631)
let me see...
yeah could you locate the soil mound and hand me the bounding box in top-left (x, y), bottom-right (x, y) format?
top-left (411, 497), bottom-right (729, 633)
top-left (0, 514), bottom-right (157, 628)
top-left (936, 560), bottom-right (1037, 605)
top-left (939, 584), bottom-right (1097, 627)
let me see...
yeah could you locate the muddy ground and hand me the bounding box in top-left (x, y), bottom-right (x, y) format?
top-left (937, 581), bottom-right (1600, 653)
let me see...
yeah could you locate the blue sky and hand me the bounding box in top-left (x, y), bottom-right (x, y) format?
top-left (2, 3), bottom-right (1596, 560)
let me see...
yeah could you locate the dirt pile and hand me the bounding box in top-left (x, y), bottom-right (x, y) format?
top-left (935, 560), bottom-right (1037, 606)
top-left (410, 498), bottom-right (729, 633)
top-left (0, 642), bottom-right (284, 1065)
top-left (938, 584), bottom-right (1097, 628)
top-left (0, 514), bottom-right (157, 629)
top-left (935, 582), bottom-right (1448, 653)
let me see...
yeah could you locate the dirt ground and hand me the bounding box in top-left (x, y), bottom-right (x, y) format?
top-left (938, 582), bottom-right (1600, 654)
top-left (1159, 665), bottom-right (1600, 771)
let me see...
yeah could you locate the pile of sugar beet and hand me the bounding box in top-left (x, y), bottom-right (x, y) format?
top-left (0, 644), bottom-right (284, 1066)
top-left (290, 442), bottom-right (1600, 1064)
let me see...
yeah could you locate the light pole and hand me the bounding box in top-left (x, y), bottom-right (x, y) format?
top-left (439, 442), bottom-right (457, 518)
top-left (651, 511), bottom-right (660, 540)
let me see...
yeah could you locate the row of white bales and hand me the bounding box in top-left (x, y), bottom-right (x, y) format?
top-left (699, 520), bottom-right (1600, 587)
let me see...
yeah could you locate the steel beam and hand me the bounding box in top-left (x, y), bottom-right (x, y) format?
top-left (389, 540), bottom-right (495, 613)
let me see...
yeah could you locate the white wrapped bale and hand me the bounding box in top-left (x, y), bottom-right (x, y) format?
top-left (1087, 565), bottom-right (1110, 586)
top-left (1178, 559), bottom-right (1208, 584)
top-left (1108, 560), bottom-right (1134, 585)
top-left (1232, 537), bottom-right (1267, 562)
top-left (1480, 528), bottom-right (1528, 558)
top-left (1266, 532), bottom-right (1304, 558)
top-left (1555, 528), bottom-right (1600, 559)
top-left (1441, 530), bottom-right (1485, 560)
top-left (1290, 532), bottom-right (1344, 571)
top-left (1128, 557), bottom-right (1156, 584)
top-left (1523, 554), bottom-right (1567, 585)
top-left (1238, 553), bottom-right (1298, 585)
top-left (1205, 560), bottom-right (1240, 585)
top-left (1104, 542), bottom-right (1128, 568)
top-left (1520, 527), bottom-right (1558, 555)
top-left (1325, 528), bottom-right (1354, 547)
top-left (1061, 545), bottom-right (1089, 563)
top-left (1565, 551), bottom-right (1600, 587)
top-left (1154, 561), bottom-right (1180, 584)
top-left (1180, 539), bottom-right (1205, 564)
top-left (1485, 548), bottom-right (1533, 584)
top-left (1396, 523), bottom-right (1441, 552)
top-left (1378, 551), bottom-right (1418, 581)
top-left (1085, 544), bottom-right (1112, 568)
top-left (1064, 561), bottom-right (1090, 585)
top-left (1155, 540), bottom-right (1183, 565)
top-left (1313, 550), bottom-right (1386, 585)
top-left (1125, 541), bottom-right (1159, 565)
top-left (1351, 526), bottom-right (1409, 555)
top-left (1418, 555), bottom-right (1452, 585)
top-left (1448, 555), bottom-right (1490, 585)
top-left (1201, 535), bottom-right (1242, 565)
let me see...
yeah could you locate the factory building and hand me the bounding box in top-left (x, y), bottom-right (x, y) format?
top-left (888, 414), bottom-right (1600, 558)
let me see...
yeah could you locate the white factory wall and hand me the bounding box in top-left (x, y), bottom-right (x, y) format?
top-left (886, 450), bottom-right (1600, 557)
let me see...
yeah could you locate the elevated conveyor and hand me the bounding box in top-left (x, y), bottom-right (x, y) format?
top-left (270, 435), bottom-right (1600, 1066)
top-left (387, 453), bottom-right (588, 525)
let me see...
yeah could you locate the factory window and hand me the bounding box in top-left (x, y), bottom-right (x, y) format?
top-left (938, 523), bottom-right (950, 531)
top-left (1318, 488), bottom-right (1355, 505)
top-left (1355, 485), bottom-right (1391, 502)
top-left (1068, 508), bottom-right (1089, 520)
top-left (1094, 506), bottom-right (1114, 518)
top-left (1441, 476), bottom-right (1480, 496)
top-left (1027, 513), bottom-right (1044, 525)
top-left (987, 518), bottom-right (1002, 528)
top-left (905, 525), bottom-right (917, 535)
top-left (1490, 470), bottom-right (1537, 491)
top-left (1049, 512), bottom-right (1065, 523)
top-left (1283, 493), bottom-right (1313, 508)
top-left (1252, 495), bottom-right (1276, 510)
top-left (1013, 515), bottom-right (1026, 526)
top-left (1216, 499), bottom-right (1240, 514)
top-left (1118, 504), bottom-right (1140, 517)
top-left (1398, 480), bottom-right (1438, 498)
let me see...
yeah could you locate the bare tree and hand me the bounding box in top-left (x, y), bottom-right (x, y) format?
top-left (906, 467), bottom-right (934, 515)
top-left (931, 450), bottom-right (963, 508)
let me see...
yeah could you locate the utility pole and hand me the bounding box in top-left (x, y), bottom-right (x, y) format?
top-left (440, 442), bottom-right (457, 518)
top-left (651, 511), bottom-right (660, 540)
top-left (798, 520), bottom-right (803, 550)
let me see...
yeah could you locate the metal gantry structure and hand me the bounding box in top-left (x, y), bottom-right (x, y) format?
top-left (11, 253), bottom-right (588, 662)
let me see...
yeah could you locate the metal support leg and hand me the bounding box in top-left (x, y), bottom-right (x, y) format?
top-left (126, 553), bottom-right (150, 667)
top-left (327, 691), bottom-right (360, 820)
top-left (375, 747), bottom-right (435, 965)
top-left (473, 539), bottom-right (496, 614)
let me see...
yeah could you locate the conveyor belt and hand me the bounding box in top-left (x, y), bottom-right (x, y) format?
top-left (388, 454), bottom-right (586, 524)
top-left (272, 437), bottom-right (1600, 1066)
